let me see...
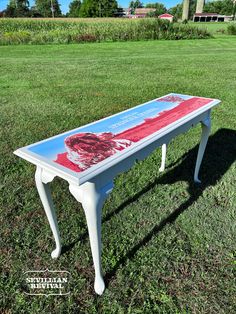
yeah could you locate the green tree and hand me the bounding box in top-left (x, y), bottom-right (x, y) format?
top-left (204, 0), bottom-right (234, 15)
top-left (68, 0), bottom-right (81, 17)
top-left (17, 0), bottom-right (30, 16)
top-left (129, 0), bottom-right (143, 14)
top-left (35, 0), bottom-right (61, 17)
top-left (168, 3), bottom-right (183, 20)
top-left (189, 0), bottom-right (197, 19)
top-left (5, 0), bottom-right (17, 17)
top-left (168, 0), bottom-right (196, 20)
top-left (5, 0), bottom-right (29, 17)
top-left (145, 2), bottom-right (167, 16)
top-left (233, 0), bottom-right (236, 20)
top-left (79, 0), bottom-right (118, 17)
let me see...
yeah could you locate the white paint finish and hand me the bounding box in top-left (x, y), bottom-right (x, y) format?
top-left (194, 113), bottom-right (211, 183)
top-left (35, 167), bottom-right (61, 259)
top-left (159, 144), bottom-right (167, 172)
top-left (69, 181), bottom-right (113, 295)
top-left (14, 149), bottom-right (79, 185)
top-left (41, 169), bottom-right (56, 184)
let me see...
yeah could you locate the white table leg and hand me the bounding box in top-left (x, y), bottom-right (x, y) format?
top-left (159, 143), bottom-right (167, 172)
top-left (69, 181), bottom-right (113, 295)
top-left (194, 115), bottom-right (211, 183)
top-left (35, 167), bottom-right (61, 259)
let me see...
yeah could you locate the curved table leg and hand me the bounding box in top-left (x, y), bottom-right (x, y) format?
top-left (194, 115), bottom-right (211, 184)
top-left (69, 181), bottom-right (113, 295)
top-left (35, 167), bottom-right (61, 259)
top-left (159, 143), bottom-right (167, 172)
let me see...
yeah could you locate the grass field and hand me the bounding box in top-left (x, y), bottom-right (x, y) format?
top-left (0, 37), bottom-right (236, 313)
top-left (189, 22), bottom-right (229, 34)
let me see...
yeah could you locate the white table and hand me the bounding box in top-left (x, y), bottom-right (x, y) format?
top-left (14, 93), bottom-right (220, 295)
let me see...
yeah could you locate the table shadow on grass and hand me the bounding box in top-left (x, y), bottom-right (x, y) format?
top-left (62, 128), bottom-right (236, 286)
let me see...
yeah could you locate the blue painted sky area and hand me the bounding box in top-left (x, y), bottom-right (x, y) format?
top-left (28, 94), bottom-right (190, 160)
top-left (0, 0), bottom-right (181, 14)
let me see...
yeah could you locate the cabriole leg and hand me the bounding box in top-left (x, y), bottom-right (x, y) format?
top-left (159, 143), bottom-right (167, 172)
top-left (194, 115), bottom-right (211, 183)
top-left (69, 181), bottom-right (113, 295)
top-left (35, 167), bottom-right (61, 259)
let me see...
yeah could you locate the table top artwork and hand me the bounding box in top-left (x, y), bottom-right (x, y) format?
top-left (14, 93), bottom-right (220, 183)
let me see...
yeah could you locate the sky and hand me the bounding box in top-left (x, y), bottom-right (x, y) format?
top-left (0, 0), bottom-right (181, 15)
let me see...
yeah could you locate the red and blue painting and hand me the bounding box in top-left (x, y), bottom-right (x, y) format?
top-left (28, 94), bottom-right (214, 173)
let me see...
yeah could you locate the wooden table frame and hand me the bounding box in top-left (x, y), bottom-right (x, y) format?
top-left (14, 94), bottom-right (220, 295)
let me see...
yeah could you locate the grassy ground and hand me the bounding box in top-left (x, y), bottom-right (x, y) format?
top-left (0, 37), bottom-right (236, 313)
top-left (189, 21), bottom-right (229, 34)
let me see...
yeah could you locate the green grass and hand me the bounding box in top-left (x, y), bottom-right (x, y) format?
top-left (189, 22), bottom-right (229, 34)
top-left (0, 37), bottom-right (236, 313)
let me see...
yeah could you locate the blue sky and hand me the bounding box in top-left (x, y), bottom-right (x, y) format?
top-left (0, 0), bottom-right (181, 14)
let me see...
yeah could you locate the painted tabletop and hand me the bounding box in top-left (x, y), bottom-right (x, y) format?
top-left (14, 93), bottom-right (220, 183)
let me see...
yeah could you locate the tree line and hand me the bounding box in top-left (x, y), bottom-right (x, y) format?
top-left (2, 0), bottom-right (118, 17)
top-left (1, 0), bottom-right (235, 19)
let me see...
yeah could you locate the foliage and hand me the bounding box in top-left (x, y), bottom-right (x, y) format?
top-left (204, 0), bottom-right (235, 15)
top-left (0, 18), bottom-right (212, 45)
top-left (79, 0), bottom-right (118, 17)
top-left (168, 3), bottom-right (183, 20)
top-left (146, 3), bottom-right (167, 17)
top-left (68, 0), bottom-right (81, 17)
top-left (5, 0), bottom-right (30, 17)
top-left (234, 1), bottom-right (236, 20)
top-left (227, 23), bottom-right (236, 34)
top-left (129, 0), bottom-right (143, 9)
top-left (35, 0), bottom-right (61, 17)
top-left (129, 0), bottom-right (143, 14)
top-left (189, 0), bottom-right (197, 19)
top-left (168, 0), bottom-right (197, 20)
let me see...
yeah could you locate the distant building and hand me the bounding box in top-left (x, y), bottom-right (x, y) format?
top-left (193, 13), bottom-right (233, 22)
top-left (158, 13), bottom-right (174, 22)
top-left (123, 8), bottom-right (131, 16)
top-left (134, 8), bottom-right (156, 16)
top-left (122, 7), bottom-right (156, 18)
top-left (114, 8), bottom-right (126, 17)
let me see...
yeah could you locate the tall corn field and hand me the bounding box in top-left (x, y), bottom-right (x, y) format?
top-left (0, 18), bottom-right (212, 45)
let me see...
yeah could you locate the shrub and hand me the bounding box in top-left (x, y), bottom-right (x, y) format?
top-left (216, 28), bottom-right (226, 34)
top-left (77, 33), bottom-right (97, 43)
top-left (227, 24), bottom-right (236, 35)
top-left (0, 30), bottom-right (31, 45)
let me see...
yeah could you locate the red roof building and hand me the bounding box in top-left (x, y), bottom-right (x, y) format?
top-left (158, 13), bottom-right (174, 22)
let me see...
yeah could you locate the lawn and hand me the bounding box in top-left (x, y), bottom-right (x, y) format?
top-left (189, 21), bottom-right (229, 34)
top-left (0, 37), bottom-right (236, 313)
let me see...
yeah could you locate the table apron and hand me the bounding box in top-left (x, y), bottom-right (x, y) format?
top-left (88, 110), bottom-right (210, 189)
